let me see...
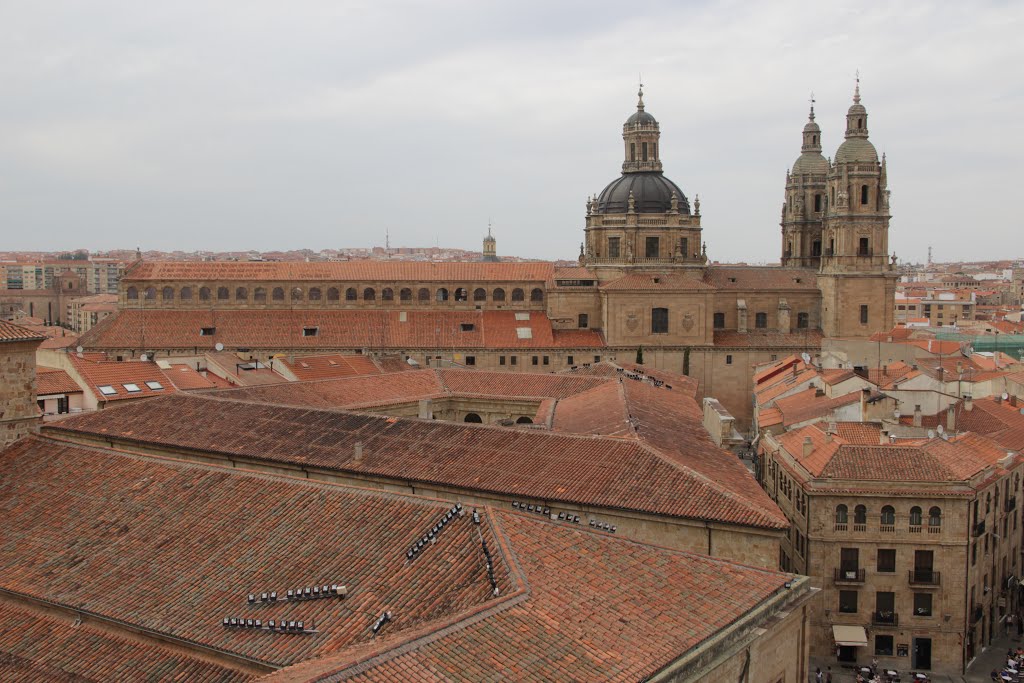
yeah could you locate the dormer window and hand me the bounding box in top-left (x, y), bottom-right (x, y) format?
top-left (200, 327), bottom-right (215, 336)
top-left (460, 323), bottom-right (475, 332)
top-left (302, 326), bottom-right (318, 337)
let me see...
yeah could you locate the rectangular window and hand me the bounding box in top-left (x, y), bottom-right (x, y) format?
top-left (713, 312), bottom-right (725, 329)
top-left (797, 312), bottom-right (809, 329)
top-left (98, 385), bottom-right (117, 396)
top-left (543, 356), bottom-right (549, 366)
top-left (510, 356), bottom-right (517, 366)
top-left (641, 142), bottom-right (648, 161)
top-left (651, 307), bottom-right (669, 334)
top-left (755, 312), bottom-right (768, 328)
top-left (465, 356), bottom-right (475, 366)
top-left (499, 356), bottom-right (506, 366)
top-left (144, 381), bottom-right (164, 390)
top-left (681, 237), bottom-right (688, 258)
top-left (302, 326), bottom-right (318, 337)
top-left (877, 549), bottom-right (896, 573)
top-left (532, 356), bottom-right (539, 366)
top-left (578, 313), bottom-right (589, 329)
top-left (593, 355), bottom-right (601, 363)
top-left (200, 327), bottom-right (216, 336)
top-left (122, 383), bottom-right (141, 393)
top-left (840, 547), bottom-right (860, 573)
top-left (875, 635), bottom-right (893, 656)
top-left (608, 237), bottom-right (620, 258)
top-left (645, 236), bottom-right (660, 258)
top-left (860, 305), bottom-right (869, 324)
top-left (914, 592), bottom-right (933, 617)
top-left (460, 323), bottom-right (475, 332)
top-left (726, 354), bottom-right (733, 365)
top-left (859, 236), bottom-right (870, 255)
top-left (839, 591), bottom-right (858, 614)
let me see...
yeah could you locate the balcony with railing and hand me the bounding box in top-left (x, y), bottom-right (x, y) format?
top-left (872, 610), bottom-right (899, 627)
top-left (908, 570), bottom-right (941, 587)
top-left (834, 568), bottom-right (866, 584)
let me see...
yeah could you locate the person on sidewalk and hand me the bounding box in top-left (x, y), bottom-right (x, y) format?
top-left (815, 667), bottom-right (823, 683)
top-left (825, 667), bottom-right (832, 683)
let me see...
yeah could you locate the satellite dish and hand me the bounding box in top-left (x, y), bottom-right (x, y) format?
top-left (937, 424), bottom-right (944, 434)
top-left (927, 430), bottom-right (936, 439)
top-left (215, 342), bottom-right (225, 352)
top-left (801, 352), bottom-right (811, 363)
top-left (76, 345), bottom-right (84, 353)
top-left (1003, 392), bottom-right (1010, 401)
top-left (140, 354), bottom-right (148, 362)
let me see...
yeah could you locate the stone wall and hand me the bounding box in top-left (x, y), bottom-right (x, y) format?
top-left (0, 339), bottom-right (42, 449)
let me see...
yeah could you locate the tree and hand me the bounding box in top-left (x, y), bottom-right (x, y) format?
top-left (635, 345), bottom-right (644, 365)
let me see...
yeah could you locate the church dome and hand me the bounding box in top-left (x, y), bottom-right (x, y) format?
top-left (595, 172), bottom-right (689, 214)
top-left (792, 152), bottom-right (830, 175)
top-left (835, 137), bottom-right (878, 164)
top-left (625, 109), bottom-right (658, 126)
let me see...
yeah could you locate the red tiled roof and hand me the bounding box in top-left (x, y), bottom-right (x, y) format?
top-left (865, 361), bottom-right (915, 387)
top-left (280, 354), bottom-right (384, 381)
top-left (0, 320), bottom-right (46, 342)
top-left (0, 600), bottom-right (249, 682)
top-left (774, 388), bottom-right (860, 427)
top-left (600, 273), bottom-right (715, 291)
top-left (819, 368), bottom-right (857, 385)
top-left (35, 366), bottom-right (82, 395)
top-left (0, 436), bottom-right (803, 683)
top-left (164, 363), bottom-right (222, 391)
top-left (906, 397), bottom-right (1024, 451)
top-left (122, 260), bottom-right (556, 283)
top-left (703, 267), bottom-right (819, 290)
top-left (48, 393), bottom-right (787, 530)
top-left (752, 355), bottom-right (801, 384)
top-left (81, 309), bottom-right (606, 351)
top-left (69, 356), bottom-right (178, 402)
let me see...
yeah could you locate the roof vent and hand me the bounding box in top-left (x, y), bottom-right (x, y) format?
top-left (353, 441), bottom-right (364, 464)
top-left (371, 611), bottom-right (392, 635)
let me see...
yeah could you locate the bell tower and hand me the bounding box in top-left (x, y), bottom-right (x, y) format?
top-left (780, 96), bottom-right (828, 268)
top-left (817, 77), bottom-right (898, 337)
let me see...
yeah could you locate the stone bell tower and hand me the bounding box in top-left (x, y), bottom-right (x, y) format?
top-left (817, 78), bottom-right (898, 337)
top-left (780, 98), bottom-right (829, 269)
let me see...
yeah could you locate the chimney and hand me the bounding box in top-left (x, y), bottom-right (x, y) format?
top-left (946, 406), bottom-right (956, 432)
top-left (815, 388), bottom-right (825, 398)
top-left (353, 441), bottom-right (364, 464)
top-left (418, 399), bottom-right (433, 420)
top-left (956, 361), bottom-right (963, 375)
top-left (1011, 395), bottom-right (1019, 408)
top-left (802, 436), bottom-right (814, 458)
top-left (879, 429), bottom-right (890, 445)
top-left (882, 364), bottom-right (888, 377)
top-left (965, 394), bottom-right (974, 411)
top-left (913, 404), bottom-right (922, 428)
top-left (824, 430), bottom-right (833, 444)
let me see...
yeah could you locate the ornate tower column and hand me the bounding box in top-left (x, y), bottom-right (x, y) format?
top-left (780, 98), bottom-right (828, 268)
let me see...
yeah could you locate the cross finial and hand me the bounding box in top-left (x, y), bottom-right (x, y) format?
top-left (487, 217), bottom-right (492, 237)
top-left (854, 69), bottom-right (861, 104)
top-left (809, 90), bottom-right (816, 121)
top-left (637, 74), bottom-right (645, 111)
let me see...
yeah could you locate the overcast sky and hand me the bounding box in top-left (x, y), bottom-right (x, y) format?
top-left (1, 1), bottom-right (1021, 263)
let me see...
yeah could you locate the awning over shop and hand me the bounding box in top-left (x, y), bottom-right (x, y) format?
top-left (832, 625), bottom-right (868, 647)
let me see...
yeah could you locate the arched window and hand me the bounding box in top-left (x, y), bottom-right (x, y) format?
top-left (454, 287), bottom-right (468, 302)
top-left (909, 506), bottom-right (922, 527)
top-left (854, 505), bottom-right (867, 526)
top-left (253, 287), bottom-right (266, 302)
top-left (511, 288), bottom-right (525, 302)
top-left (578, 313), bottom-right (588, 329)
top-left (797, 312), bottom-right (809, 329)
top-left (880, 505), bottom-right (895, 527)
top-left (217, 287), bottom-right (229, 300)
top-left (812, 135), bottom-right (818, 145)
top-left (861, 185), bottom-right (869, 205)
top-left (200, 287), bottom-right (212, 301)
top-left (436, 288), bottom-right (449, 302)
top-left (290, 287), bottom-right (303, 302)
top-left (835, 504), bottom-right (848, 527)
top-left (713, 312), bottom-right (725, 329)
top-left (464, 413), bottom-right (483, 423)
top-left (858, 117), bottom-right (863, 129)
top-left (235, 287), bottom-right (248, 301)
top-left (651, 307), bottom-right (669, 334)
top-left (418, 288), bottom-right (430, 302)
top-left (345, 287), bottom-right (357, 301)
top-left (144, 287), bottom-right (156, 300)
top-left (400, 288), bottom-right (412, 302)
top-left (928, 506), bottom-right (942, 528)
top-left (473, 288), bottom-right (487, 302)
top-left (180, 287), bottom-right (192, 300)
top-left (162, 286), bottom-right (174, 301)
top-left (127, 286), bottom-right (138, 300)
top-left (516, 416), bottom-right (533, 424)
top-left (363, 287), bottom-right (376, 301)
top-left (272, 287), bottom-right (284, 301)
top-left (493, 288), bottom-right (506, 302)
top-left (755, 312), bottom-right (768, 329)
top-left (530, 288), bottom-right (544, 302)
top-left (382, 287), bottom-right (394, 301)
top-left (308, 287), bottom-right (322, 301)
top-left (630, 143), bottom-right (635, 162)
top-left (327, 287), bottom-right (340, 302)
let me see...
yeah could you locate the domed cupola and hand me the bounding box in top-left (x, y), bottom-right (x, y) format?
top-left (835, 78), bottom-right (878, 164)
top-left (791, 101), bottom-right (829, 176)
top-left (594, 84), bottom-right (690, 214)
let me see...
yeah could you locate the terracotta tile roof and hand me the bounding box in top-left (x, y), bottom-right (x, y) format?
top-left (551, 266), bottom-right (596, 280)
top-left (703, 267), bottom-right (818, 290)
top-left (820, 368), bottom-right (857, 385)
top-left (834, 422), bottom-right (884, 444)
top-left (713, 330), bottom-right (823, 349)
top-left (912, 397), bottom-right (1024, 451)
top-left (39, 333), bottom-right (80, 350)
top-left (267, 512), bottom-right (802, 683)
top-left (780, 423), bottom-right (1017, 482)
top-left (865, 361), bottom-right (915, 387)
top-left (754, 367), bottom-right (818, 406)
top-left (69, 356), bottom-right (179, 402)
top-left (0, 600), bottom-right (249, 682)
top-left (773, 388), bottom-right (859, 427)
top-left (0, 320), bottom-right (45, 342)
top-left (599, 272), bottom-right (715, 291)
top-left (758, 407), bottom-right (783, 427)
top-left (752, 355), bottom-right (801, 384)
top-left (869, 327), bottom-right (915, 342)
top-left (220, 370), bottom-right (447, 410)
top-left (48, 393), bottom-right (787, 530)
top-left (122, 260), bottom-right (555, 283)
top-left (164, 363), bottom-right (223, 391)
top-left (35, 366), bottom-right (82, 395)
top-left (551, 381), bottom-right (631, 437)
top-left (206, 352), bottom-right (289, 386)
top-left (279, 354), bottom-right (384, 381)
top-left (80, 309), bottom-right (606, 351)
top-left (1, 435), bottom-right (804, 683)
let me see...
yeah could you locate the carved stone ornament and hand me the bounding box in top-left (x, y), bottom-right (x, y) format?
top-left (625, 311), bottom-right (640, 332)
top-left (681, 313), bottom-right (694, 332)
